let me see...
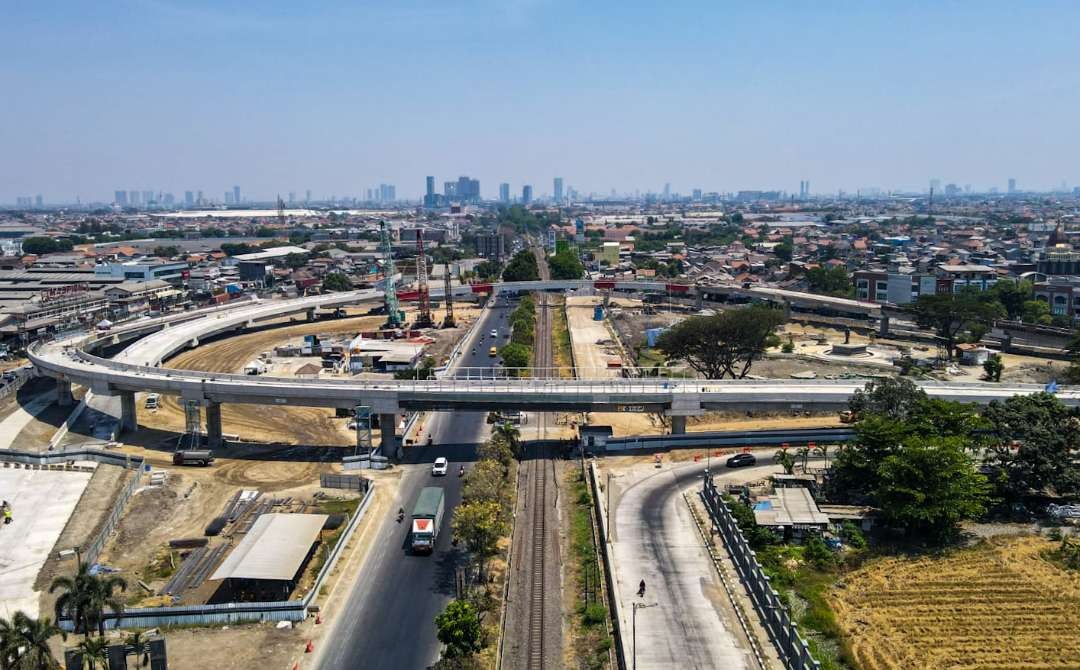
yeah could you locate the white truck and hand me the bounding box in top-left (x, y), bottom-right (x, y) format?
top-left (410, 486), bottom-right (446, 554)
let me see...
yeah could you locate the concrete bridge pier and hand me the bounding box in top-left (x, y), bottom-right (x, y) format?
top-left (56, 380), bottom-right (74, 407)
top-left (379, 413), bottom-right (398, 457)
top-left (306, 309), bottom-right (316, 322)
top-left (878, 315), bottom-right (890, 337)
top-left (670, 415), bottom-right (687, 435)
top-left (206, 401), bottom-right (223, 449)
top-left (119, 391), bottom-right (137, 433)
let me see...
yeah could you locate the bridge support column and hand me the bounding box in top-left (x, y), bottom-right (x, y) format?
top-left (306, 309), bottom-right (316, 322)
top-left (379, 413), bottom-right (398, 457)
top-left (878, 315), bottom-right (890, 337)
top-left (119, 391), bottom-right (137, 434)
top-left (56, 380), bottom-right (74, 407)
top-left (670, 415), bottom-right (687, 435)
top-left (206, 401), bottom-right (223, 449)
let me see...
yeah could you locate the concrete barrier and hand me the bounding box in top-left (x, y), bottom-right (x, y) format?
top-left (700, 476), bottom-right (821, 670)
top-left (589, 461), bottom-right (627, 670)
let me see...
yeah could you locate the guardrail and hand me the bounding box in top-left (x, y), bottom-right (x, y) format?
top-left (602, 428), bottom-right (856, 453)
top-left (700, 475), bottom-right (821, 670)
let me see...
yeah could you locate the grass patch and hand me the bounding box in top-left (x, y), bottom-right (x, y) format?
top-left (551, 297), bottom-right (574, 378)
top-left (566, 469), bottom-right (613, 669)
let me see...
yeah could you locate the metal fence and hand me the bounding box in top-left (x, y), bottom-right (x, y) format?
top-left (320, 473), bottom-right (369, 491)
top-left (81, 465), bottom-right (143, 566)
top-left (700, 475), bottom-right (822, 670)
top-left (603, 428), bottom-right (856, 453)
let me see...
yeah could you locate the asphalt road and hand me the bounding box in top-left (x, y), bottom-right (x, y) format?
top-left (319, 302), bottom-right (510, 670)
top-left (611, 460), bottom-right (783, 670)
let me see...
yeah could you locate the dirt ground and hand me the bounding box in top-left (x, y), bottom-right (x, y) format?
top-left (34, 464), bottom-right (130, 618)
top-left (588, 410), bottom-right (842, 438)
top-left (831, 534), bottom-right (1080, 670)
top-left (566, 296), bottom-right (625, 376)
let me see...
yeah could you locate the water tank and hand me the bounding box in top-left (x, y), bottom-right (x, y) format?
top-left (593, 305), bottom-right (605, 321)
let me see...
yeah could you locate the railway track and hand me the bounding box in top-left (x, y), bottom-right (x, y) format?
top-left (526, 450), bottom-right (549, 669)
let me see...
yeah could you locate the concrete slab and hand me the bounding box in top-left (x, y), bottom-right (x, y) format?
top-left (610, 462), bottom-right (759, 669)
top-left (0, 467), bottom-right (93, 618)
top-left (566, 296), bottom-right (622, 377)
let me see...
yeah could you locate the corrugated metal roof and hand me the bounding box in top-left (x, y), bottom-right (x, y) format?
top-left (209, 513), bottom-right (328, 582)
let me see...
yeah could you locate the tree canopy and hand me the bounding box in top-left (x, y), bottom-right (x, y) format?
top-left (434, 599), bottom-right (483, 658)
top-left (321, 272), bottom-right (353, 292)
top-left (656, 306), bottom-right (785, 378)
top-left (21, 236), bottom-right (73, 255)
top-left (983, 393), bottom-right (1080, 499)
top-left (908, 288), bottom-right (1004, 359)
top-left (804, 266), bottom-right (853, 298)
top-left (548, 247), bottom-right (585, 280)
top-left (501, 250), bottom-right (540, 282)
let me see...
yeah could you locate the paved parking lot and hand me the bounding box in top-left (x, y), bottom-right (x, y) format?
top-left (0, 467), bottom-right (93, 618)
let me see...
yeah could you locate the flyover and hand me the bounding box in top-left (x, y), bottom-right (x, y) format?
top-left (28, 280), bottom-right (1075, 454)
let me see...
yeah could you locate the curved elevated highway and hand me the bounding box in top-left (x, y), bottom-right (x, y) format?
top-left (28, 280), bottom-right (1076, 452)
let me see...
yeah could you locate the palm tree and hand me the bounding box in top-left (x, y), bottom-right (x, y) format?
top-left (12, 612), bottom-right (63, 670)
top-left (0, 614), bottom-right (19, 670)
top-left (773, 449), bottom-right (795, 475)
top-left (50, 563), bottom-right (127, 638)
top-left (796, 446), bottom-right (810, 473)
top-left (124, 631), bottom-right (150, 668)
top-left (76, 637), bottom-right (108, 670)
top-left (813, 443), bottom-right (830, 468)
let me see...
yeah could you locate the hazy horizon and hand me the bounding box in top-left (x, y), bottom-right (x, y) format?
top-left (4, 1), bottom-right (1080, 203)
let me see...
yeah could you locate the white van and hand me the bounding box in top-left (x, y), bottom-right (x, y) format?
top-left (144, 393), bottom-right (160, 410)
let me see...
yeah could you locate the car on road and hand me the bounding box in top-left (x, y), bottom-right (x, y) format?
top-left (431, 457), bottom-right (448, 476)
top-left (490, 329), bottom-right (498, 338)
top-left (489, 346), bottom-right (498, 357)
top-left (726, 453), bottom-right (757, 468)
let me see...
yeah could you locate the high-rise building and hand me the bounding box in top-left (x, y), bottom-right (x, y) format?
top-left (475, 234), bottom-right (505, 260)
top-left (378, 184), bottom-right (396, 202)
top-left (233, 186), bottom-right (241, 204)
top-left (143, 190), bottom-right (155, 206)
top-left (499, 183), bottom-right (510, 203)
top-left (184, 191), bottom-right (194, 207)
top-left (224, 191), bottom-right (234, 205)
top-left (692, 189), bottom-right (702, 201)
top-left (929, 178), bottom-right (941, 194)
top-left (197, 190), bottom-right (204, 206)
top-left (423, 176), bottom-right (439, 208)
top-left (34, 195), bottom-right (43, 208)
top-left (115, 190), bottom-right (128, 206)
top-left (553, 177), bottom-right (564, 203)
top-left (129, 190), bottom-right (140, 207)
top-left (456, 176), bottom-right (480, 203)
top-left (305, 189), bottom-right (312, 204)
top-left (426, 176), bottom-right (435, 198)
top-left (663, 183), bottom-right (671, 200)
top-left (288, 192), bottom-right (295, 204)
top-left (1008, 178), bottom-right (1017, 194)
top-left (522, 185), bottom-right (533, 204)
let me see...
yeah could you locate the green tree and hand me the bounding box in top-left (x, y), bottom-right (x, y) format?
top-left (499, 342), bottom-right (530, 370)
top-left (255, 226), bottom-right (276, 237)
top-left (988, 279), bottom-right (1033, 320)
top-left (321, 272), bottom-right (353, 292)
top-left (492, 422), bottom-right (521, 457)
top-left (451, 499), bottom-right (506, 563)
top-left (434, 599), bottom-right (483, 658)
top-left (124, 631), bottom-right (151, 668)
top-left (908, 289), bottom-right (1004, 359)
top-left (847, 377), bottom-right (927, 421)
top-left (548, 248), bottom-right (585, 280)
top-left (50, 563), bottom-right (127, 638)
top-left (983, 393), bottom-right (1080, 499)
top-left (501, 249), bottom-right (540, 282)
top-left (477, 436), bottom-right (514, 469)
top-left (774, 240), bottom-right (793, 262)
top-left (1021, 299), bottom-right (1051, 325)
top-left (773, 449), bottom-right (795, 474)
top-left (473, 260), bottom-right (503, 281)
top-left (76, 637), bottom-right (108, 670)
top-left (804, 266), bottom-right (853, 297)
top-left (462, 459), bottom-right (510, 511)
top-left (20, 237), bottom-right (61, 255)
top-left (284, 253), bottom-right (308, 270)
top-left (873, 437), bottom-right (990, 542)
top-left (983, 353), bottom-right (1004, 382)
top-left (0, 611), bottom-right (64, 670)
top-left (656, 305), bottom-right (785, 379)
top-left (152, 245), bottom-right (180, 258)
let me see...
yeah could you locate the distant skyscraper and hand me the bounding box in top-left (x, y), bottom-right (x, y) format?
top-left (233, 186), bottom-right (241, 204)
top-left (143, 190), bottom-right (154, 206)
top-left (522, 185), bottom-right (533, 204)
top-left (499, 183), bottom-right (510, 203)
top-left (1008, 178), bottom-right (1017, 194)
top-left (426, 176), bottom-right (435, 198)
top-left (115, 190), bottom-right (128, 206)
top-left (378, 184), bottom-right (396, 202)
top-left (305, 189), bottom-right (312, 203)
top-left (929, 178), bottom-right (941, 194)
top-left (288, 192), bottom-right (295, 204)
top-left (129, 190), bottom-right (140, 207)
top-left (34, 195), bottom-right (43, 208)
top-left (663, 183), bottom-right (671, 200)
top-left (554, 177), bottom-right (564, 203)
top-left (184, 191), bottom-right (194, 207)
top-left (454, 176), bottom-right (480, 203)
top-left (692, 189), bottom-right (702, 201)
top-left (197, 190), bottom-right (204, 206)
top-left (224, 191), bottom-right (234, 205)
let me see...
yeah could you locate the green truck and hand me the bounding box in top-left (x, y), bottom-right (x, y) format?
top-left (410, 486), bottom-right (446, 554)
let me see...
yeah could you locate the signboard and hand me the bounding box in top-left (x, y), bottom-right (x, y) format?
top-left (41, 284), bottom-right (89, 304)
top-left (619, 405), bottom-right (645, 412)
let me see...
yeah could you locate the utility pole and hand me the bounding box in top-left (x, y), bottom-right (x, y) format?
top-left (633, 601), bottom-right (658, 670)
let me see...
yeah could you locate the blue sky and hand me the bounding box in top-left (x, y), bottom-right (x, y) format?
top-left (3, 1), bottom-right (1080, 203)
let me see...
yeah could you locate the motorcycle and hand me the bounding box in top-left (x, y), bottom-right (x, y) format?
top-left (397, 507), bottom-right (405, 523)
top-left (459, 465), bottom-right (465, 477)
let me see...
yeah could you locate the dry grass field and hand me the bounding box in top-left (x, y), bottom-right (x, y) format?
top-left (831, 535), bottom-right (1080, 670)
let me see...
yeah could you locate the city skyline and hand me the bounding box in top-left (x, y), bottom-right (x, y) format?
top-left (4, 2), bottom-right (1080, 202)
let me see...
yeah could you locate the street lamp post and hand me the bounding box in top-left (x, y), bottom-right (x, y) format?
top-left (632, 601), bottom-right (658, 670)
